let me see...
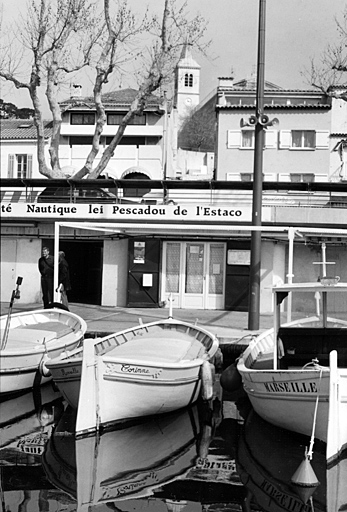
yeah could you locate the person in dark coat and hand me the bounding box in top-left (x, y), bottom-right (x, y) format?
top-left (57, 251), bottom-right (71, 309)
top-left (38, 247), bottom-right (54, 308)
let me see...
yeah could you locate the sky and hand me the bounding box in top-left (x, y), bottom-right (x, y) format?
top-left (1, 0), bottom-right (346, 112)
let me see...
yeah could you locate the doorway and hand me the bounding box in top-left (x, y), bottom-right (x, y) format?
top-left (162, 241), bottom-right (226, 309)
top-left (127, 239), bottom-right (161, 307)
top-left (59, 241), bottom-right (103, 305)
top-left (225, 241), bottom-right (251, 311)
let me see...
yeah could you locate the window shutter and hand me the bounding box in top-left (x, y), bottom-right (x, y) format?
top-left (265, 130), bottom-right (277, 149)
top-left (279, 130), bottom-right (291, 148)
top-left (315, 130), bottom-right (329, 149)
top-left (227, 130), bottom-right (241, 149)
top-left (8, 155), bottom-right (14, 178)
top-left (27, 155), bottom-right (33, 178)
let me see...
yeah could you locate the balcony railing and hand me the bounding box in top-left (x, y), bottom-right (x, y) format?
top-left (1, 179), bottom-right (346, 208)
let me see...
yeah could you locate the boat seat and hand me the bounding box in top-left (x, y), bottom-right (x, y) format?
top-left (15, 322), bottom-right (74, 339)
top-left (182, 339), bottom-right (208, 360)
top-left (105, 337), bottom-right (193, 363)
top-left (4, 328), bottom-right (57, 348)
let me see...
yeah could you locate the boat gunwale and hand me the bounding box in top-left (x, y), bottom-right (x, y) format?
top-left (238, 316), bottom-right (347, 373)
top-left (46, 318), bottom-right (219, 369)
top-left (102, 355), bottom-right (205, 369)
top-left (0, 308), bottom-right (87, 330)
top-left (0, 336), bottom-right (84, 357)
top-left (0, 308), bottom-right (87, 357)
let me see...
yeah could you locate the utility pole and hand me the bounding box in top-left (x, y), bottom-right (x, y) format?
top-left (248, 0), bottom-right (266, 330)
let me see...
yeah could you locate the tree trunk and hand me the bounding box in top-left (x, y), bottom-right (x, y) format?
top-left (46, 65), bottom-right (63, 174)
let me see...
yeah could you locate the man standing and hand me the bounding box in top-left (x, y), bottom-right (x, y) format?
top-left (38, 247), bottom-right (54, 308)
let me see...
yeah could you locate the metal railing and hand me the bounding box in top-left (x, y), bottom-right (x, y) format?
top-left (1, 179), bottom-right (346, 208)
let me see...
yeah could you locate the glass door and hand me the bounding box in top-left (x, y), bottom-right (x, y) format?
top-left (183, 243), bottom-right (205, 308)
top-left (162, 241), bottom-right (225, 310)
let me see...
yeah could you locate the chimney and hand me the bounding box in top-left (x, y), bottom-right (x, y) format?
top-left (71, 84), bottom-right (82, 98)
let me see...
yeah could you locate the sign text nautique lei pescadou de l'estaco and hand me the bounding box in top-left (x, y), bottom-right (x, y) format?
top-left (1, 203), bottom-right (260, 222)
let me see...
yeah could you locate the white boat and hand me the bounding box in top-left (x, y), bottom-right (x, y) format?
top-left (42, 403), bottom-right (205, 506)
top-left (45, 316), bottom-right (219, 435)
top-left (0, 308), bottom-right (87, 395)
top-left (236, 279), bottom-right (347, 465)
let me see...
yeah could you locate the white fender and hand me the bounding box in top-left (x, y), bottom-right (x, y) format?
top-left (39, 353), bottom-right (52, 377)
top-left (200, 361), bottom-right (214, 401)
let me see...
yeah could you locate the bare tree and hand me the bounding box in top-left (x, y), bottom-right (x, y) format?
top-left (303, 7), bottom-right (347, 100)
top-left (0, 0), bottom-right (101, 178)
top-left (76, 0), bottom-right (210, 180)
top-left (0, 0), bottom-right (210, 180)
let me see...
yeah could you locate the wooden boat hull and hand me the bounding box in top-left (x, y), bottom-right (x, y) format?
top-left (237, 322), bottom-right (347, 462)
top-left (45, 352), bottom-right (205, 419)
top-left (0, 309), bottom-right (87, 395)
top-left (239, 362), bottom-right (331, 441)
top-left (46, 318), bottom-right (219, 433)
top-left (95, 357), bottom-right (203, 428)
top-left (45, 353), bottom-right (83, 408)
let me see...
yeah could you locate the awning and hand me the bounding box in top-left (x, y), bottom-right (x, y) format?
top-left (0, 190), bottom-right (41, 203)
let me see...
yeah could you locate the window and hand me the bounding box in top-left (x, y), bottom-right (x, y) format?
top-left (107, 113), bottom-right (146, 125)
top-left (105, 136), bottom-right (146, 146)
top-left (228, 129), bottom-right (277, 149)
top-left (291, 130), bottom-right (315, 149)
top-left (290, 173), bottom-right (315, 183)
top-left (241, 130), bottom-right (254, 148)
top-left (240, 173), bottom-right (253, 182)
top-left (279, 130), bottom-right (329, 150)
top-left (70, 113), bottom-right (95, 125)
top-left (70, 136), bottom-right (94, 146)
top-left (8, 154), bottom-right (33, 178)
top-left (184, 73), bottom-right (193, 87)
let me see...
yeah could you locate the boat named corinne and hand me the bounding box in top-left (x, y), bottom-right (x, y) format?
top-left (237, 278), bottom-right (347, 465)
top-left (46, 315), bottom-right (219, 436)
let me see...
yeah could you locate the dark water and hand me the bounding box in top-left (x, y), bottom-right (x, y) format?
top-left (0, 378), bottom-right (345, 512)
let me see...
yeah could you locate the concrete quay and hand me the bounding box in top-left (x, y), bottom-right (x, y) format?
top-left (1, 301), bottom-right (274, 358)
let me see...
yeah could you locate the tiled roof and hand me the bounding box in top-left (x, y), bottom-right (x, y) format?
top-left (177, 43), bottom-right (200, 69)
top-left (216, 104), bottom-right (331, 110)
top-left (0, 119), bottom-right (52, 140)
top-left (60, 88), bottom-right (164, 109)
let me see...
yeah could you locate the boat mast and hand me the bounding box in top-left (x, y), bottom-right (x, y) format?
top-left (313, 242), bottom-right (336, 328)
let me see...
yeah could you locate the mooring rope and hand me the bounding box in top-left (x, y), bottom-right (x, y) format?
top-left (307, 368), bottom-right (323, 460)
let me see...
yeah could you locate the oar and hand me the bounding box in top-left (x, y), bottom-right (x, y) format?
top-left (1, 276), bottom-right (23, 351)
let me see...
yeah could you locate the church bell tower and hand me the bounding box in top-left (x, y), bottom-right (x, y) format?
top-left (174, 43), bottom-right (201, 127)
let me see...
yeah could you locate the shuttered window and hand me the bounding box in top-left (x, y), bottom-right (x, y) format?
top-left (8, 155), bottom-right (14, 178)
top-left (7, 154), bottom-right (33, 178)
top-left (279, 130), bottom-right (329, 149)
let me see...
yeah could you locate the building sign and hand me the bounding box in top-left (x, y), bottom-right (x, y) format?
top-left (134, 241), bottom-right (145, 264)
top-left (227, 249), bottom-right (251, 265)
top-left (1, 202), bottom-right (258, 222)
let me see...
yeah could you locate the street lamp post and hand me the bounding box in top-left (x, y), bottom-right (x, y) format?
top-left (248, 0), bottom-right (267, 330)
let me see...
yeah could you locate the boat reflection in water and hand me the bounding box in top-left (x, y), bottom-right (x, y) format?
top-left (237, 409), bottom-right (347, 512)
top-left (42, 402), bottom-right (211, 509)
top-left (0, 383), bottom-right (65, 509)
top-left (0, 382), bottom-right (64, 453)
